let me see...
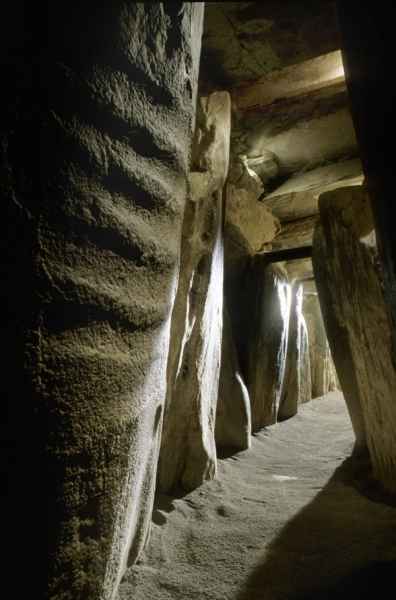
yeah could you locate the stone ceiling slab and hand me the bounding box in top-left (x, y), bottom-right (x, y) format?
top-left (201, 1), bottom-right (340, 87)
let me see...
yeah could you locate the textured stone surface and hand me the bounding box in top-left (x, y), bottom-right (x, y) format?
top-left (216, 305), bottom-right (251, 451)
top-left (158, 90), bottom-right (231, 494)
top-left (201, 2), bottom-right (340, 87)
top-left (313, 186), bottom-right (396, 492)
top-left (233, 105), bottom-right (358, 186)
top-left (225, 184), bottom-right (280, 254)
top-left (302, 284), bottom-right (338, 398)
top-left (278, 284), bottom-right (311, 420)
top-left (232, 50), bottom-right (345, 111)
top-left (270, 216), bottom-right (317, 252)
top-left (263, 158), bottom-right (363, 222)
top-left (338, 4), bottom-right (396, 362)
top-left (247, 263), bottom-right (291, 430)
top-left (2, 4), bottom-right (204, 599)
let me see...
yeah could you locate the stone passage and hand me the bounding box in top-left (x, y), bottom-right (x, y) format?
top-left (119, 393), bottom-right (396, 600)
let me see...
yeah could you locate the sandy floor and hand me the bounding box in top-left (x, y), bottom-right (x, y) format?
top-left (118, 392), bottom-right (396, 600)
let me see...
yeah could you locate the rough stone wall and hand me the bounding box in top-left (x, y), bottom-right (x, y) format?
top-left (2, 4), bottom-right (204, 599)
top-left (303, 285), bottom-right (338, 398)
top-left (313, 186), bottom-right (396, 492)
top-left (247, 263), bottom-right (291, 430)
top-left (158, 91), bottom-right (231, 493)
top-left (278, 283), bottom-right (311, 421)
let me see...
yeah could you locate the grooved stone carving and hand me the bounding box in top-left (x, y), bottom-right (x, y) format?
top-left (3, 4), bottom-right (204, 599)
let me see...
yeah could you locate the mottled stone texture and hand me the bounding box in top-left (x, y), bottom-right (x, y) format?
top-left (247, 263), bottom-right (291, 430)
top-left (313, 186), bottom-right (396, 492)
top-left (216, 305), bottom-right (251, 451)
top-left (302, 285), bottom-right (338, 398)
top-left (312, 192), bottom-right (367, 451)
top-left (158, 91), bottom-right (230, 493)
top-left (278, 283), bottom-right (311, 421)
top-left (225, 184), bottom-right (280, 254)
top-left (2, 3), bottom-right (203, 599)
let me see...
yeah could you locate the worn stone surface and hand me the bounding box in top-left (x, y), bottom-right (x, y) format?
top-left (232, 50), bottom-right (345, 111)
top-left (225, 184), bottom-right (280, 254)
top-left (158, 91), bottom-right (231, 494)
top-left (313, 186), bottom-right (396, 492)
top-left (2, 4), bottom-right (204, 600)
top-left (247, 263), bottom-right (291, 430)
top-left (303, 284), bottom-right (338, 398)
top-left (232, 105), bottom-right (358, 188)
top-left (263, 158), bottom-right (363, 222)
top-left (216, 305), bottom-right (251, 452)
top-left (201, 2), bottom-right (340, 87)
top-left (285, 258), bottom-right (314, 281)
top-left (270, 216), bottom-right (318, 251)
top-left (278, 284), bottom-right (311, 420)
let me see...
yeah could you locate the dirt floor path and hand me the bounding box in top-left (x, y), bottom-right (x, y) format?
top-left (118, 392), bottom-right (396, 600)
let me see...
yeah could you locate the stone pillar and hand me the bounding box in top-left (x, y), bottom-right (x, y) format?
top-left (313, 186), bottom-right (396, 493)
top-left (247, 262), bottom-right (291, 430)
top-left (278, 282), bottom-right (312, 421)
top-left (215, 305), bottom-right (251, 452)
top-left (158, 91), bottom-right (231, 493)
top-left (303, 284), bottom-right (338, 398)
top-left (337, 5), bottom-right (396, 361)
top-left (2, 4), bottom-right (204, 599)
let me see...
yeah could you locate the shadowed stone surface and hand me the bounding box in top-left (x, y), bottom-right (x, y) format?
top-left (313, 186), bottom-right (396, 492)
top-left (158, 91), bottom-right (230, 494)
top-left (302, 284), bottom-right (338, 399)
top-left (2, 4), bottom-right (204, 599)
top-left (225, 184), bottom-right (280, 254)
top-left (201, 2), bottom-right (340, 88)
top-left (263, 159), bottom-right (363, 222)
top-left (216, 305), bottom-right (251, 452)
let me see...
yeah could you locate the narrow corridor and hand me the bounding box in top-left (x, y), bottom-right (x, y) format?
top-left (119, 393), bottom-right (396, 600)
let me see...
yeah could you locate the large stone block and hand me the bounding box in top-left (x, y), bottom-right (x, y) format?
top-left (158, 90), bottom-right (231, 493)
top-left (313, 186), bottom-right (396, 492)
top-left (216, 305), bottom-right (251, 451)
top-left (278, 283), bottom-right (312, 421)
top-left (302, 284), bottom-right (338, 398)
top-left (2, 4), bottom-right (204, 599)
top-left (225, 184), bottom-right (280, 255)
top-left (247, 263), bottom-right (291, 430)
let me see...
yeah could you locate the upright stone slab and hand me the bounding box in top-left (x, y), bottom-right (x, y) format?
top-left (303, 284), bottom-right (338, 398)
top-left (247, 262), bottom-right (291, 430)
top-left (313, 186), bottom-right (396, 492)
top-left (2, 4), bottom-right (204, 600)
top-left (278, 283), bottom-right (312, 420)
top-left (158, 91), bottom-right (231, 493)
top-left (216, 305), bottom-right (252, 451)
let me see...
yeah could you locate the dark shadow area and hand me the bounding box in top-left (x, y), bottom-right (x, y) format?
top-left (297, 561), bottom-right (396, 600)
top-left (236, 454), bottom-right (396, 600)
top-left (151, 488), bottom-right (191, 526)
top-left (217, 445), bottom-right (246, 459)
